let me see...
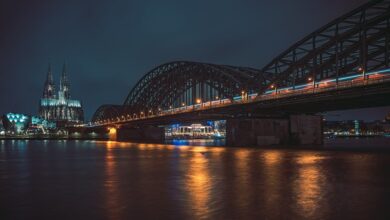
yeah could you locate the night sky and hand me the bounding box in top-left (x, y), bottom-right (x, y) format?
top-left (0, 0), bottom-right (389, 121)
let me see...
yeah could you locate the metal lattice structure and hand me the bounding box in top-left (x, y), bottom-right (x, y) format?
top-left (91, 105), bottom-right (125, 123)
top-left (92, 0), bottom-right (390, 123)
top-left (258, 0), bottom-right (390, 92)
top-left (123, 61), bottom-right (260, 113)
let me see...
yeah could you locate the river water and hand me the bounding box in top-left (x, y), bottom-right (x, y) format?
top-left (0, 139), bottom-right (390, 220)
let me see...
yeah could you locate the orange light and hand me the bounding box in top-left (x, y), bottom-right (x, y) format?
top-left (196, 98), bottom-right (201, 104)
top-left (108, 127), bottom-right (117, 134)
top-left (270, 85), bottom-right (275, 89)
top-left (308, 77), bottom-right (313, 81)
top-left (108, 127), bottom-right (117, 140)
top-left (215, 96), bottom-right (219, 100)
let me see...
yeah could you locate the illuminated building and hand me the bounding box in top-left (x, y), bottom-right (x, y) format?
top-left (166, 123), bottom-right (220, 139)
top-left (2, 113), bottom-right (29, 134)
top-left (39, 64), bottom-right (84, 126)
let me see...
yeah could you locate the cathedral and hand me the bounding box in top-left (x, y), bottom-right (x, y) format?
top-left (39, 64), bottom-right (84, 126)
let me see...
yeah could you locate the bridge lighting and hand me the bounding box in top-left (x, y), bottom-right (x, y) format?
top-left (182, 103), bottom-right (185, 106)
top-left (196, 98), bottom-right (201, 104)
top-left (169, 105), bottom-right (172, 109)
top-left (270, 84), bottom-right (275, 89)
top-left (215, 96), bottom-right (219, 100)
top-left (241, 90), bottom-right (245, 94)
top-left (358, 67), bottom-right (364, 72)
top-left (308, 77), bottom-right (313, 81)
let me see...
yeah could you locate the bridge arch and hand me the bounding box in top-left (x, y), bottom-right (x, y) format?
top-left (258, 0), bottom-right (390, 92)
top-left (91, 105), bottom-right (125, 124)
top-left (123, 61), bottom-right (261, 114)
top-left (91, 0), bottom-right (390, 123)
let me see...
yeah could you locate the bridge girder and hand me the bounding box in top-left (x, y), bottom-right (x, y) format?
top-left (257, 0), bottom-right (390, 92)
top-left (91, 0), bottom-right (390, 123)
top-left (91, 105), bottom-right (125, 124)
top-left (122, 61), bottom-right (261, 114)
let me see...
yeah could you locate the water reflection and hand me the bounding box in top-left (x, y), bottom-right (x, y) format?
top-left (185, 148), bottom-right (212, 219)
top-left (294, 153), bottom-right (327, 219)
top-left (1, 140), bottom-right (389, 220)
top-left (104, 141), bottom-right (122, 219)
top-left (262, 150), bottom-right (283, 216)
top-left (234, 149), bottom-right (251, 215)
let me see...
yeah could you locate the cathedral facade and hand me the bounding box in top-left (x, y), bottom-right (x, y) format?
top-left (39, 64), bottom-right (84, 126)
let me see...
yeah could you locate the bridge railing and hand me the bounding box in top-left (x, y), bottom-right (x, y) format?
top-left (93, 71), bottom-right (390, 126)
top-left (258, 74), bottom-right (390, 101)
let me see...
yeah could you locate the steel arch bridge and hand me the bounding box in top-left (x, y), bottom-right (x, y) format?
top-left (92, 0), bottom-right (390, 123)
top-left (258, 0), bottom-right (390, 92)
top-left (123, 61), bottom-right (260, 110)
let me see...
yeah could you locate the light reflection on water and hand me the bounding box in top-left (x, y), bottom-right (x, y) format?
top-left (185, 149), bottom-right (212, 219)
top-left (0, 140), bottom-right (390, 219)
top-left (293, 154), bottom-right (325, 219)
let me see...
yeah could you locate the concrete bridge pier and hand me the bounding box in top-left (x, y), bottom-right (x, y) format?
top-left (226, 115), bottom-right (323, 147)
top-left (116, 126), bottom-right (165, 142)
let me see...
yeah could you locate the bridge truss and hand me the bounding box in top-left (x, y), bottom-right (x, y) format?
top-left (92, 0), bottom-right (390, 123)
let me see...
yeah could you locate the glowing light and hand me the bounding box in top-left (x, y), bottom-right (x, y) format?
top-left (196, 98), bottom-right (201, 104)
top-left (108, 127), bottom-right (117, 140)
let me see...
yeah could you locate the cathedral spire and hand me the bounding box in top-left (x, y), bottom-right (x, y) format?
top-left (60, 62), bottom-right (70, 99)
top-left (43, 63), bottom-right (55, 98)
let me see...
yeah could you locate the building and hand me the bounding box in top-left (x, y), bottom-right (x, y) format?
top-left (386, 113), bottom-right (390, 122)
top-left (2, 113), bottom-right (30, 134)
top-left (2, 113), bottom-right (57, 135)
top-left (39, 64), bottom-right (84, 126)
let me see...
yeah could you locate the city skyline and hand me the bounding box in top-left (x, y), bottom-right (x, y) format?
top-left (1, 0), bottom-right (389, 121)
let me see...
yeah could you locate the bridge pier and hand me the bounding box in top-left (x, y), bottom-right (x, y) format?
top-left (116, 126), bottom-right (165, 142)
top-left (226, 115), bottom-right (323, 147)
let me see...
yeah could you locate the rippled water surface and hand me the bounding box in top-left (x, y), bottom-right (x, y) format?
top-left (1, 140), bottom-right (390, 220)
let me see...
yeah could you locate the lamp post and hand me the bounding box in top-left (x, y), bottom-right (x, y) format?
top-left (270, 85), bottom-right (277, 95)
top-left (196, 98), bottom-right (202, 108)
top-left (308, 76), bottom-right (315, 92)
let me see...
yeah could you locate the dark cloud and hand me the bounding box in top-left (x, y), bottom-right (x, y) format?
top-left (1, 0), bottom-right (388, 121)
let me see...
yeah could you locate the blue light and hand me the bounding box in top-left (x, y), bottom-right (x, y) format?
top-left (172, 139), bottom-right (189, 146)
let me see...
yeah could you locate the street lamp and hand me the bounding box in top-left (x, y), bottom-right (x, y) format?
top-left (358, 66), bottom-right (366, 79)
top-left (270, 85), bottom-right (277, 94)
top-left (241, 90), bottom-right (246, 102)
